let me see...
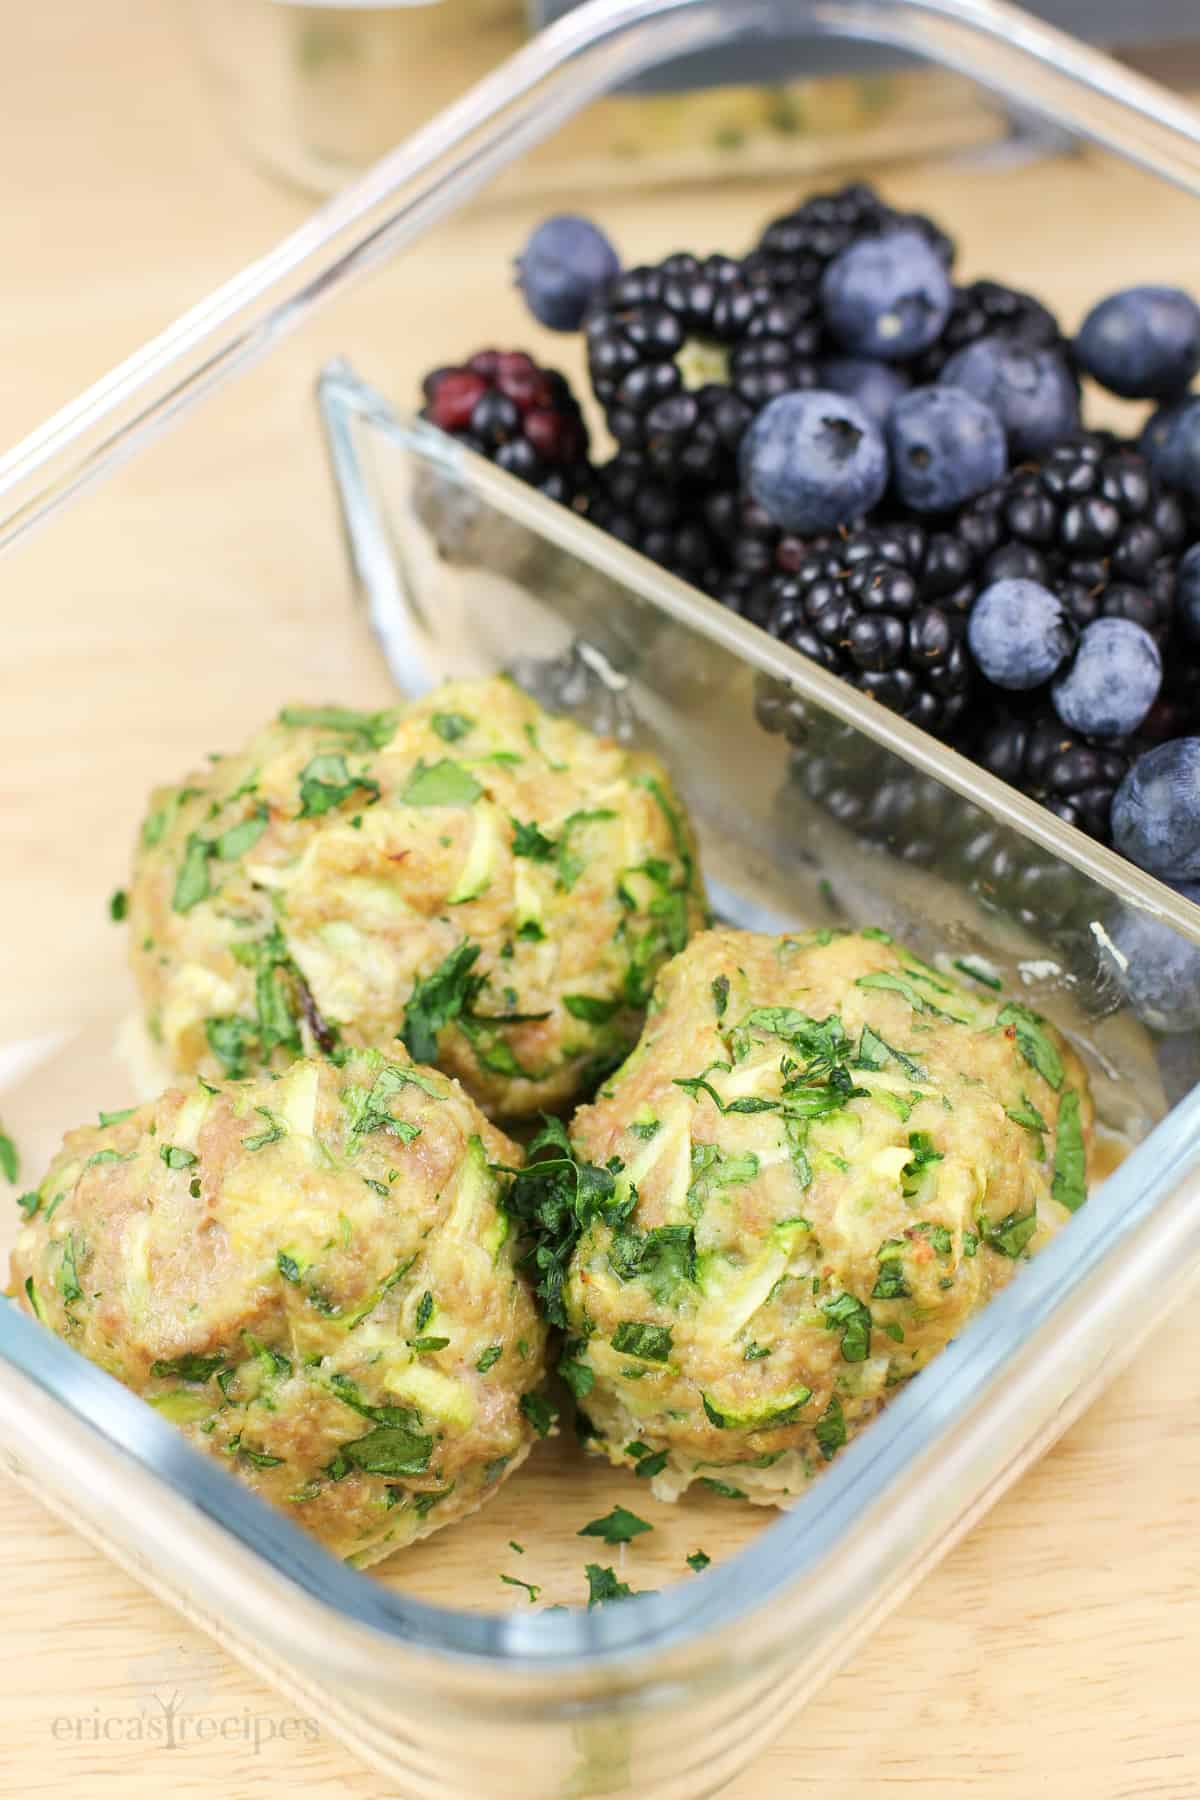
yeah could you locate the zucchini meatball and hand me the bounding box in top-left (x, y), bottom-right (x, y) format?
top-left (563, 927), bottom-right (1092, 1505)
top-left (10, 1048), bottom-right (548, 1565)
top-left (128, 677), bottom-right (705, 1120)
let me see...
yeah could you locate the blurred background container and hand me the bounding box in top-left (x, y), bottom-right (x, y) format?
top-left (184, 1), bottom-right (1200, 199)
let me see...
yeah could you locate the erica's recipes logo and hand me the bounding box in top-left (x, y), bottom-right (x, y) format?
top-left (48, 1643), bottom-right (320, 1754)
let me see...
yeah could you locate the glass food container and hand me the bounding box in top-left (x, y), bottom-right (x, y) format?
top-left (5, 1), bottom-right (1200, 1795)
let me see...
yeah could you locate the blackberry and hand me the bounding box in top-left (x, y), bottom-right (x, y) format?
top-left (584, 254), bottom-right (822, 489)
top-left (589, 455), bottom-right (725, 593)
top-left (959, 437), bottom-right (1187, 644)
top-left (760, 519), bottom-right (980, 737)
top-left (974, 703), bottom-right (1136, 843)
top-left (421, 351), bottom-right (591, 507)
top-left (910, 278), bottom-right (1067, 383)
top-left (747, 182), bottom-right (954, 293)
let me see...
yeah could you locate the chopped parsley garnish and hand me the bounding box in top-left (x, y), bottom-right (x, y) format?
top-left (743, 1341), bottom-right (772, 1361)
top-left (711, 975), bottom-right (730, 1019)
top-left (997, 1003), bottom-right (1064, 1091)
top-left (84, 1148), bottom-right (132, 1169)
top-left (279, 704), bottom-right (397, 750)
top-left (23, 1277), bottom-right (40, 1319)
top-left (500, 1114), bottom-right (633, 1327)
top-left (242, 1107), bottom-right (285, 1152)
top-left (431, 711), bottom-right (475, 743)
top-left (585, 1564), bottom-right (638, 1607)
top-left (629, 1117), bottom-right (660, 1141)
top-left (685, 1144), bottom-right (760, 1219)
top-left (697, 1477), bottom-right (747, 1500)
top-left (237, 1444), bottom-right (284, 1470)
top-left (172, 833), bottom-right (213, 912)
top-left (632, 1447), bottom-right (668, 1480)
top-left (0, 1126), bottom-right (18, 1185)
top-left (98, 1108), bottom-right (135, 1128)
top-left (298, 752), bottom-right (381, 819)
top-left (16, 1191), bottom-right (40, 1219)
top-left (511, 817), bottom-right (556, 861)
top-left (399, 758), bottom-right (481, 808)
top-left (519, 1391), bottom-right (558, 1437)
top-left (59, 1232), bottom-right (84, 1305)
top-left (150, 1353), bottom-right (225, 1383)
top-left (563, 993), bottom-right (621, 1025)
top-left (205, 1015), bottom-right (255, 1080)
top-left (414, 1290), bottom-right (434, 1333)
top-left (900, 1131), bottom-right (943, 1199)
top-left (579, 1506), bottom-right (652, 1545)
top-left (109, 888), bottom-right (128, 922)
top-left (410, 1336), bottom-right (450, 1354)
top-left (336, 1423), bottom-right (433, 1477)
top-left (963, 1230), bottom-right (979, 1257)
top-left (821, 1292), bottom-right (873, 1362)
top-left (815, 1395), bottom-right (846, 1462)
top-left (981, 1207), bottom-right (1038, 1259)
top-left (611, 1322), bottom-right (673, 1362)
top-left (401, 942), bottom-right (486, 1065)
top-left (475, 1344), bottom-right (503, 1373)
top-left (1050, 1088), bottom-right (1086, 1213)
top-left (871, 1248), bottom-right (910, 1301)
top-left (500, 1574), bottom-right (541, 1603)
top-left (608, 1223), bottom-right (696, 1304)
top-left (686, 1550), bottom-right (711, 1572)
top-left (913, 1220), bottom-right (953, 1256)
top-left (509, 1540), bottom-right (525, 1554)
top-left (854, 971), bottom-right (966, 1021)
top-left (1006, 1092), bottom-right (1049, 1152)
top-left (159, 1144), bottom-right (198, 1170)
top-left (214, 805), bottom-right (269, 862)
top-left (853, 1024), bottom-right (927, 1081)
top-left (277, 1251), bottom-right (304, 1284)
top-left (340, 1058), bottom-right (429, 1144)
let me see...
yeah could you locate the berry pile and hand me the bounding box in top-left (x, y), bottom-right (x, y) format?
top-left (418, 184), bottom-right (1200, 895)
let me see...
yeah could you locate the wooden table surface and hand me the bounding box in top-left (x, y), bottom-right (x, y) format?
top-left (4, 3), bottom-right (1200, 1796)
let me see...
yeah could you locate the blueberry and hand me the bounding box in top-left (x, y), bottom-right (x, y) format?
top-left (967, 578), bottom-right (1074, 690)
top-left (819, 356), bottom-right (910, 427)
top-left (1075, 286), bottom-right (1200, 399)
top-left (887, 386), bottom-right (1007, 513)
top-left (739, 390), bottom-right (889, 533)
top-left (1178, 543), bottom-right (1200, 643)
top-left (1139, 395), bottom-right (1189, 465)
top-left (1143, 394), bottom-right (1200, 502)
top-left (515, 215), bottom-right (620, 331)
top-left (821, 228), bottom-right (952, 360)
top-left (1112, 738), bottom-right (1200, 878)
top-left (1051, 618), bottom-right (1161, 739)
top-left (940, 338), bottom-right (1079, 458)
top-left (1105, 881), bottom-right (1200, 1033)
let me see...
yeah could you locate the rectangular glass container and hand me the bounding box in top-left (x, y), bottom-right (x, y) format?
top-left (5, 3), bottom-right (1200, 1795)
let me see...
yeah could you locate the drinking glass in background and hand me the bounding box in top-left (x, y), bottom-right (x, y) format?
top-left (183, 0), bottom-right (1199, 199)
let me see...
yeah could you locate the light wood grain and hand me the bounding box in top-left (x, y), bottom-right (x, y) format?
top-left (4, 3), bottom-right (1200, 1796)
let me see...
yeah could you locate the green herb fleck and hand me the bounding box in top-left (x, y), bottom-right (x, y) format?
top-left (711, 975), bottom-right (730, 1020)
top-left (160, 1144), bottom-right (198, 1170)
top-left (1051, 1088), bottom-right (1086, 1213)
top-left (500, 1573), bottom-right (541, 1603)
top-left (900, 1131), bottom-right (943, 1199)
top-left (611, 1322), bottom-right (673, 1362)
top-left (997, 1003), bottom-right (1064, 1091)
top-left (242, 1107), bottom-right (285, 1152)
top-left (815, 1395), bottom-right (846, 1462)
top-left (982, 1207), bottom-right (1038, 1259)
top-left (511, 818), bottom-right (556, 861)
top-left (476, 1344), bottom-right (503, 1373)
top-left (686, 1549), bottom-right (711, 1572)
top-left (150, 1352), bottom-right (225, 1383)
top-left (821, 1292), bottom-right (872, 1362)
top-left (400, 758), bottom-right (481, 808)
top-left (579, 1506), bottom-right (652, 1546)
top-left (698, 1477), bottom-right (747, 1500)
top-left (109, 888), bottom-right (128, 922)
top-left (431, 712), bottom-right (475, 743)
top-left (520, 1391), bottom-right (558, 1437)
top-left (298, 753), bottom-right (381, 819)
top-left (563, 993), bottom-right (621, 1025)
top-left (279, 704), bottom-right (397, 750)
top-left (401, 942), bottom-right (486, 1065)
top-left (172, 834), bottom-right (213, 912)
